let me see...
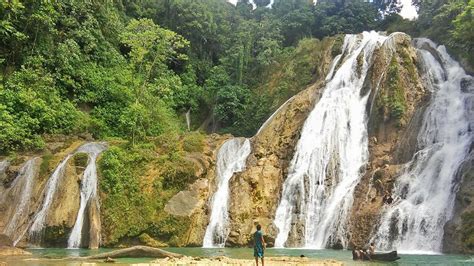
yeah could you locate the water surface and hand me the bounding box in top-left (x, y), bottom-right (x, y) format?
top-left (2, 248), bottom-right (472, 265)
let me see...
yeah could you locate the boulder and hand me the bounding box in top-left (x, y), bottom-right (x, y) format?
top-left (0, 247), bottom-right (32, 257)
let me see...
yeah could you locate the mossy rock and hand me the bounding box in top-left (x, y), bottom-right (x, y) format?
top-left (331, 35), bottom-right (345, 57)
top-left (182, 132), bottom-right (205, 153)
top-left (43, 223), bottom-right (72, 247)
top-left (147, 215), bottom-right (192, 246)
top-left (73, 152), bottom-right (89, 172)
top-left (39, 153), bottom-right (53, 179)
top-left (138, 233), bottom-right (168, 247)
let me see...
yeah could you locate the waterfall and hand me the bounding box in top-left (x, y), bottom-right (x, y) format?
top-left (273, 32), bottom-right (389, 248)
top-left (2, 158), bottom-right (39, 245)
top-left (186, 109), bottom-right (191, 131)
top-left (28, 155), bottom-right (72, 244)
top-left (68, 142), bottom-right (107, 248)
top-left (203, 138), bottom-right (251, 247)
top-left (372, 39), bottom-right (474, 253)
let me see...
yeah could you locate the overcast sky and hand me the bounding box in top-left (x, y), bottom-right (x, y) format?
top-left (227, 0), bottom-right (418, 20)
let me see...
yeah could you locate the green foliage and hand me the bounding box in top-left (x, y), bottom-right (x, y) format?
top-left (73, 152), bottom-right (88, 169)
top-left (313, 1), bottom-right (379, 38)
top-left (98, 137), bottom-right (200, 246)
top-left (0, 63), bottom-right (79, 153)
top-left (407, 0), bottom-right (473, 68)
top-left (182, 132), bottom-right (205, 153)
top-left (386, 56), bottom-right (406, 121)
top-left (147, 215), bottom-right (191, 246)
top-left (452, 0), bottom-right (474, 66)
top-left (40, 153), bottom-right (53, 179)
top-left (99, 145), bottom-right (154, 245)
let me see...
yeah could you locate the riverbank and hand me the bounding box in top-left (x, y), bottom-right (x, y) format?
top-left (149, 256), bottom-right (342, 265)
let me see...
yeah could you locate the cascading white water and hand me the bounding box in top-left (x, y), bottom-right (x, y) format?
top-left (68, 142), bottom-right (107, 248)
top-left (372, 39), bottom-right (474, 253)
top-left (28, 155), bottom-right (72, 243)
top-left (203, 138), bottom-right (251, 248)
top-left (3, 158), bottom-right (38, 244)
top-left (274, 32), bottom-right (389, 248)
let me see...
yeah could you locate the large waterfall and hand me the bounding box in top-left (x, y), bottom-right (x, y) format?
top-left (68, 142), bottom-right (107, 248)
top-left (274, 32), bottom-right (389, 248)
top-left (28, 155), bottom-right (72, 244)
top-left (372, 39), bottom-right (474, 253)
top-left (2, 158), bottom-right (39, 245)
top-left (203, 138), bottom-right (251, 247)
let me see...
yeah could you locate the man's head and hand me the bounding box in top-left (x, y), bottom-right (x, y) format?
top-left (256, 224), bottom-right (261, 231)
top-left (371, 242), bottom-right (374, 246)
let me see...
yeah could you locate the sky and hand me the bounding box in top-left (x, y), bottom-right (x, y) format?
top-left (227, 0), bottom-right (418, 20)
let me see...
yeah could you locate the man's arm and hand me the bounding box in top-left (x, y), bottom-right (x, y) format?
top-left (261, 235), bottom-right (266, 249)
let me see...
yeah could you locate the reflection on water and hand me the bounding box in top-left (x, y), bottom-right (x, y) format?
top-left (1, 248), bottom-right (472, 265)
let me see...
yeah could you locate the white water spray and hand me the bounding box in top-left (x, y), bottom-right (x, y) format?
top-left (68, 142), bottom-right (107, 248)
top-left (372, 39), bottom-right (473, 253)
top-left (273, 32), bottom-right (389, 248)
top-left (203, 138), bottom-right (251, 247)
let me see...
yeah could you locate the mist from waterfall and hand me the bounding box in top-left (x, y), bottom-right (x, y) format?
top-left (273, 31), bottom-right (389, 248)
top-left (68, 142), bottom-right (107, 248)
top-left (203, 138), bottom-right (251, 248)
top-left (372, 39), bottom-right (474, 253)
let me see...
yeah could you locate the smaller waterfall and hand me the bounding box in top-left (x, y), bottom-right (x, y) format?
top-left (3, 158), bottom-right (39, 244)
top-left (186, 109), bottom-right (191, 131)
top-left (372, 39), bottom-right (474, 253)
top-left (29, 155), bottom-right (72, 243)
top-left (68, 143), bottom-right (107, 248)
top-left (203, 138), bottom-right (251, 247)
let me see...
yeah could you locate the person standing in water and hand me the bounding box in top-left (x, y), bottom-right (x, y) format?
top-left (254, 224), bottom-right (266, 266)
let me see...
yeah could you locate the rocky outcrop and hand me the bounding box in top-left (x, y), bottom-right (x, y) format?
top-left (159, 134), bottom-right (230, 247)
top-left (0, 247), bottom-right (32, 257)
top-left (0, 234), bottom-right (31, 257)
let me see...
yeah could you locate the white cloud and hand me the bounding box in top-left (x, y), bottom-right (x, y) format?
top-left (399, 0), bottom-right (418, 20)
top-left (228, 0), bottom-right (418, 20)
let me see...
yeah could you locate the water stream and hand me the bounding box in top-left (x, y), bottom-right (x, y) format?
top-left (203, 138), bottom-right (251, 247)
top-left (68, 142), bottom-right (107, 248)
